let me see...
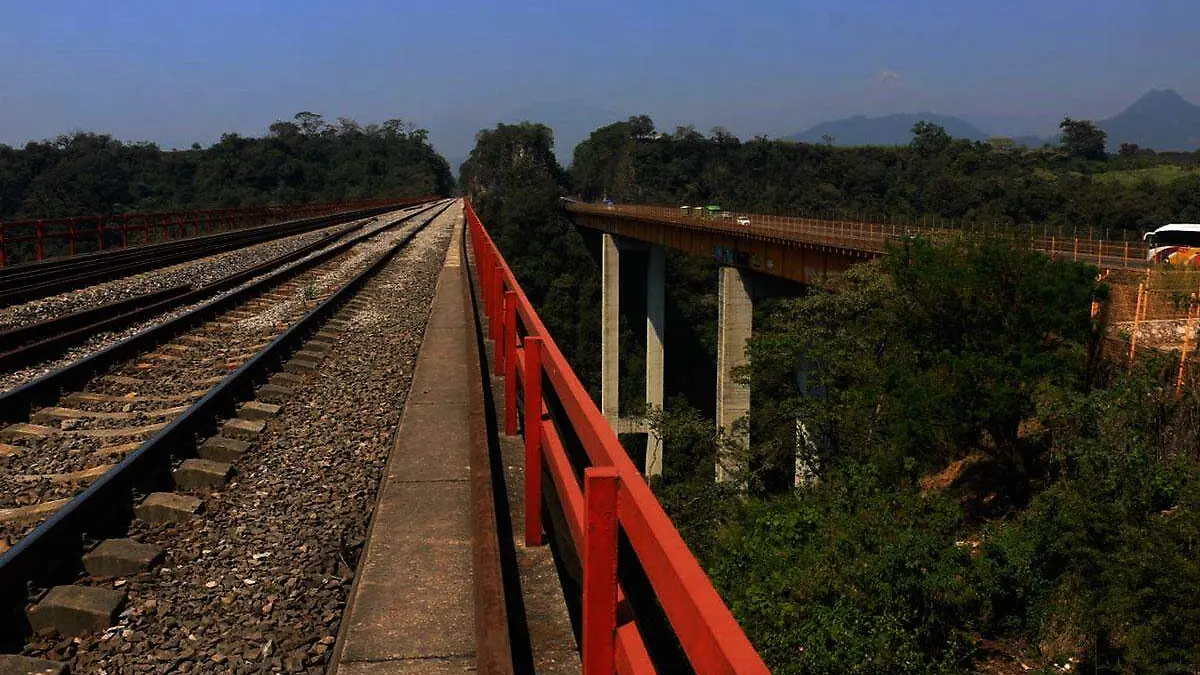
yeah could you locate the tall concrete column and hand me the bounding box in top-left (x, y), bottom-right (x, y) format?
top-left (601, 233), bottom-right (620, 428)
top-left (644, 244), bottom-right (666, 476)
top-left (716, 266), bottom-right (753, 482)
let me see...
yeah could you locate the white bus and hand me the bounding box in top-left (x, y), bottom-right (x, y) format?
top-left (1144, 223), bottom-right (1200, 267)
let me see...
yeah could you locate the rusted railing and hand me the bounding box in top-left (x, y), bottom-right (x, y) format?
top-left (466, 201), bottom-right (769, 674)
top-left (569, 202), bottom-right (1153, 269)
top-left (0, 196), bottom-right (435, 267)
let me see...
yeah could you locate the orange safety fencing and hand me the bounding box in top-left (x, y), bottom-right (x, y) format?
top-left (465, 201), bottom-right (769, 675)
top-left (0, 195), bottom-right (436, 267)
top-left (1103, 267), bottom-right (1200, 397)
top-left (568, 202), bottom-right (1155, 269)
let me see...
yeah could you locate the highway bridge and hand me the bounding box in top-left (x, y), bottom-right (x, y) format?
top-left (0, 199), bottom-right (770, 674)
top-left (563, 201), bottom-right (1167, 483)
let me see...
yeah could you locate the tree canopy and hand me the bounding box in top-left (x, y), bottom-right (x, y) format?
top-left (1060, 117), bottom-right (1109, 161)
top-left (569, 116), bottom-right (1200, 232)
top-left (0, 112), bottom-right (454, 220)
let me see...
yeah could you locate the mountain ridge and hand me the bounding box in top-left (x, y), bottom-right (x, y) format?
top-left (782, 89), bottom-right (1200, 151)
top-left (784, 112), bottom-right (989, 146)
top-left (1099, 89), bottom-right (1200, 151)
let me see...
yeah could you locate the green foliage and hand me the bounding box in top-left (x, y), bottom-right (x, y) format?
top-left (911, 121), bottom-right (954, 157)
top-left (1092, 163), bottom-right (1200, 187)
top-left (1059, 117), bottom-right (1108, 161)
top-left (569, 117), bottom-right (1200, 231)
top-left (977, 371), bottom-right (1200, 672)
top-left (465, 114), bottom-right (1200, 673)
top-left (745, 238), bottom-right (1100, 489)
top-left (645, 395), bottom-right (723, 484)
top-left (0, 112), bottom-right (453, 220)
top-left (460, 122), bottom-right (602, 389)
top-left (699, 475), bottom-right (978, 675)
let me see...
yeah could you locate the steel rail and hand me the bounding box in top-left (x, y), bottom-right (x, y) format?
top-left (0, 199), bottom-right (453, 635)
top-left (0, 200), bottom-right (447, 423)
top-left (0, 199), bottom-right (433, 306)
top-left (0, 205), bottom-right (392, 370)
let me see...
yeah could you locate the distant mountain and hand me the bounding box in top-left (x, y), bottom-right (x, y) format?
top-left (785, 113), bottom-right (990, 146)
top-left (1099, 89), bottom-right (1200, 151)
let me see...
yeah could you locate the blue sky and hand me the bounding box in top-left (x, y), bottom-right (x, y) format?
top-left (1, 0), bottom-right (1197, 165)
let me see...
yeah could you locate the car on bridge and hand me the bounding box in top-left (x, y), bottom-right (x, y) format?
top-left (737, 216), bottom-right (751, 226)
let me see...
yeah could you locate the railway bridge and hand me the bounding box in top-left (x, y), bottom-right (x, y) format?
top-left (0, 200), bottom-right (769, 674)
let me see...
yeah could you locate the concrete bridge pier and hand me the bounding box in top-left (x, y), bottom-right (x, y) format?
top-left (645, 244), bottom-right (665, 475)
top-left (600, 233), bottom-right (666, 476)
top-left (601, 233), bottom-right (621, 425)
top-left (716, 266), bottom-right (753, 482)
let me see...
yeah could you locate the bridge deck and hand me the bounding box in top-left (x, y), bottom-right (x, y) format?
top-left (568, 202), bottom-right (1151, 279)
top-left (330, 212), bottom-right (579, 674)
top-left (331, 221), bottom-right (479, 672)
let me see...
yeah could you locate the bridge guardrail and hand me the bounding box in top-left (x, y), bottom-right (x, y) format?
top-left (568, 202), bottom-right (1152, 269)
top-left (0, 195), bottom-right (437, 267)
top-left (465, 201), bottom-right (770, 675)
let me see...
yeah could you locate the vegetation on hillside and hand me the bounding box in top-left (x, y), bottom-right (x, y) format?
top-left (0, 112), bottom-right (454, 220)
top-left (459, 122), bottom-right (601, 385)
top-left (570, 116), bottom-right (1200, 233)
top-left (468, 116), bottom-right (1200, 673)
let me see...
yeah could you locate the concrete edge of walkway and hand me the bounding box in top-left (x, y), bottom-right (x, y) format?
top-left (461, 211), bottom-right (517, 675)
top-left (327, 203), bottom-right (513, 674)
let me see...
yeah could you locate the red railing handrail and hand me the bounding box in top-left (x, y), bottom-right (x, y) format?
top-left (0, 195), bottom-right (437, 267)
top-left (465, 201), bottom-right (769, 674)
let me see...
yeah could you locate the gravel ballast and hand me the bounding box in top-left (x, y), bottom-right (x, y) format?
top-left (20, 205), bottom-right (460, 674)
top-left (0, 208), bottom-right (442, 545)
top-left (0, 206), bottom-right (433, 394)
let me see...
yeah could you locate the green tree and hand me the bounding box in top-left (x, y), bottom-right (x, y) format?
top-left (910, 121), bottom-right (953, 156)
top-left (0, 113), bottom-right (453, 221)
top-left (1059, 117), bottom-right (1108, 160)
top-left (746, 238), bottom-right (1100, 491)
top-left (460, 122), bottom-right (602, 388)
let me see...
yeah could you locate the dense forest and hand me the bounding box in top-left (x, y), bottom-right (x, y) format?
top-left (572, 115), bottom-right (1200, 233)
top-left (0, 112), bottom-right (454, 220)
top-left (464, 117), bottom-right (1200, 674)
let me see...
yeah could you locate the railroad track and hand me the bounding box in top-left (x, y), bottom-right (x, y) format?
top-left (0, 200), bottom-right (430, 307)
top-left (0, 206), bottom-right (394, 374)
top-left (0, 200), bottom-right (453, 648)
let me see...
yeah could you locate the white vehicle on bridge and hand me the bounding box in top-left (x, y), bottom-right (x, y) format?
top-left (1144, 223), bottom-right (1200, 267)
top-left (736, 216), bottom-right (751, 227)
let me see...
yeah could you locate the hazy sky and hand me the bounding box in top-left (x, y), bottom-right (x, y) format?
top-left (2, 0), bottom-right (1198, 165)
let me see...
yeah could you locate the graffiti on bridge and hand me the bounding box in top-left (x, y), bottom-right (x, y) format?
top-left (713, 245), bottom-right (776, 272)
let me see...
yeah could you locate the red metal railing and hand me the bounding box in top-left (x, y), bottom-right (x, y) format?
top-left (0, 196), bottom-right (436, 267)
top-left (465, 201), bottom-right (769, 675)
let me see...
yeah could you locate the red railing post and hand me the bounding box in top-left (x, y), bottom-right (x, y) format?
top-left (35, 220), bottom-right (45, 261)
top-left (120, 215), bottom-right (129, 248)
top-left (524, 336), bottom-right (545, 546)
top-left (0, 223), bottom-right (6, 267)
top-left (582, 467), bottom-right (620, 675)
top-left (67, 220), bottom-right (76, 256)
top-left (96, 216), bottom-right (105, 251)
top-left (504, 291), bottom-right (519, 433)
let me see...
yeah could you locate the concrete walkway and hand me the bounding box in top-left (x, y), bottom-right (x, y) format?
top-left (331, 218), bottom-right (478, 673)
